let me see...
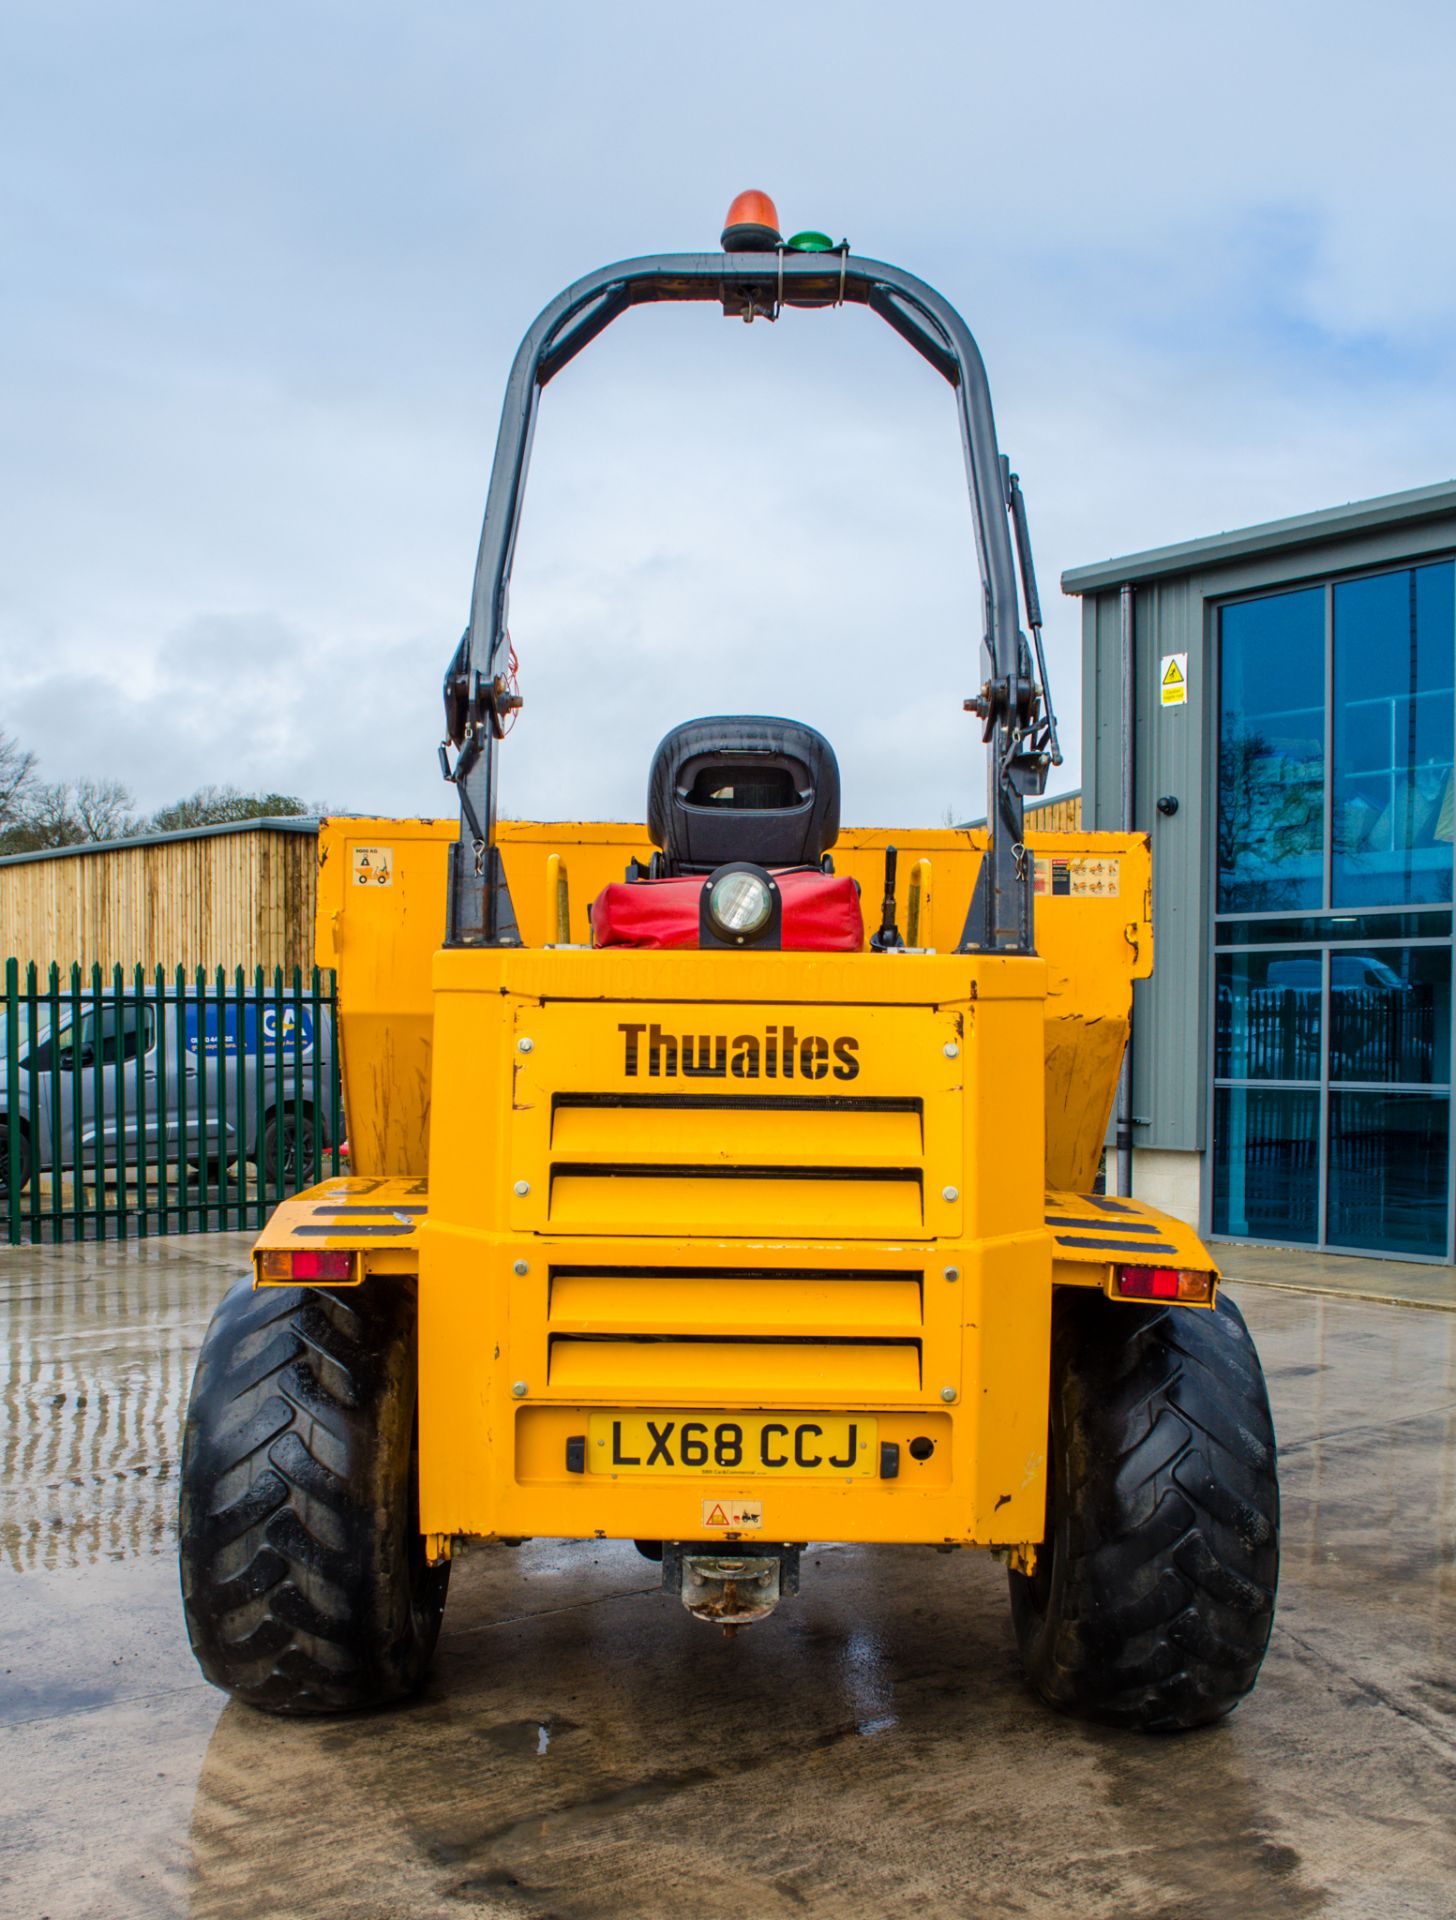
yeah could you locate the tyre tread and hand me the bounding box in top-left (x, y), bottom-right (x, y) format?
top-left (179, 1278), bottom-right (447, 1715)
top-left (1012, 1291), bottom-right (1279, 1731)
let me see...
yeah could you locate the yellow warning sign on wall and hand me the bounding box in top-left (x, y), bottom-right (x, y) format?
top-left (1160, 653), bottom-right (1188, 708)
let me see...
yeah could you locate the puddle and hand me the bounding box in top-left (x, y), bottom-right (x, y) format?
top-left (1, 1242), bottom-right (231, 1570)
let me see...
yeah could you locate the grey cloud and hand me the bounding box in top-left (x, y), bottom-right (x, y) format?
top-left (156, 612), bottom-right (307, 683)
top-left (4, 1), bottom-right (1455, 833)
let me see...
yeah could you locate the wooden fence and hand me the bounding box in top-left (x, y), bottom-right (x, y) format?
top-left (0, 819), bottom-right (320, 975)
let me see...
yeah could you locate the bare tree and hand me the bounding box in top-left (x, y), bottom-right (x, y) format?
top-left (0, 757), bottom-right (316, 856)
top-left (73, 779), bottom-right (139, 842)
top-left (5, 782), bottom-right (83, 851)
top-left (0, 777), bottom-right (138, 853)
top-left (0, 729), bottom-right (37, 824)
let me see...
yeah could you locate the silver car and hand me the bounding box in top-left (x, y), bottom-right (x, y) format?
top-left (1, 986), bottom-right (336, 1200)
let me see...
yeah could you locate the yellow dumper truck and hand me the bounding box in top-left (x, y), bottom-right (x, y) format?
top-left (179, 196), bottom-right (1278, 1731)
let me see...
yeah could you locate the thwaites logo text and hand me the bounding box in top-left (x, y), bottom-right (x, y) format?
top-left (618, 1023), bottom-right (860, 1082)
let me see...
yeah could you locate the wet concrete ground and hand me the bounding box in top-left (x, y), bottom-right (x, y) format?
top-left (1223, 1242), bottom-right (1456, 1315)
top-left (2, 1235), bottom-right (1454, 1920)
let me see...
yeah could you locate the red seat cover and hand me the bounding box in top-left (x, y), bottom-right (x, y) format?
top-left (591, 868), bottom-right (863, 951)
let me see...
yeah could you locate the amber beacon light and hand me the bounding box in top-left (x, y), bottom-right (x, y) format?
top-left (721, 189), bottom-right (782, 252)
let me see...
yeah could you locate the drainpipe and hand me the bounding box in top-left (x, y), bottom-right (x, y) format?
top-left (1116, 582), bottom-right (1136, 1198)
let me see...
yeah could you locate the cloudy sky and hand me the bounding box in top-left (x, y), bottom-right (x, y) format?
top-left (4, 2), bottom-right (1454, 831)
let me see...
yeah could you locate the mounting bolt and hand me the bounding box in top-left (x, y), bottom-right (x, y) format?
top-left (517, 1036), bottom-right (534, 1052)
top-left (944, 1266), bottom-right (960, 1282)
top-left (514, 1179), bottom-right (530, 1197)
top-left (940, 1386), bottom-right (957, 1403)
top-left (513, 1260), bottom-right (529, 1276)
top-left (944, 1042), bottom-right (959, 1059)
top-left (942, 1185), bottom-right (959, 1203)
top-left (511, 1380), bottom-right (528, 1398)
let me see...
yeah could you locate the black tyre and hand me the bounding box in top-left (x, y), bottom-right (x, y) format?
top-left (179, 1278), bottom-right (448, 1715)
top-left (258, 1109), bottom-right (318, 1192)
top-left (1010, 1289), bottom-right (1278, 1732)
top-left (1, 1119), bottom-right (30, 1201)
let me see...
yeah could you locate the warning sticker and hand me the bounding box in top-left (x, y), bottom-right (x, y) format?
top-left (352, 846), bottom-right (394, 887)
top-left (1160, 653), bottom-right (1188, 708)
top-left (1034, 856), bottom-right (1121, 899)
top-left (702, 1499), bottom-right (763, 1531)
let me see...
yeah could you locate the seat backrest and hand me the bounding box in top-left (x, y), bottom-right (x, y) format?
top-left (646, 716), bottom-right (840, 874)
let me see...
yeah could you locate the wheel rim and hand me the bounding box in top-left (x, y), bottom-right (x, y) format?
top-left (266, 1122), bottom-right (299, 1185)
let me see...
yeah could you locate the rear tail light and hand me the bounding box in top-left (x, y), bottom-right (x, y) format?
top-left (1115, 1264), bottom-right (1214, 1304)
top-left (258, 1249), bottom-right (356, 1284)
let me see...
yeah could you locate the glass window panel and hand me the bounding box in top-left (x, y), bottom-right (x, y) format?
top-left (1327, 1091), bottom-right (1449, 1255)
top-left (1212, 1087), bottom-right (1320, 1242)
top-left (1327, 946), bottom-right (1451, 1086)
top-left (1216, 911), bottom-right (1452, 946)
top-left (1215, 950), bottom-right (1321, 1081)
top-left (1332, 562), bottom-right (1454, 908)
top-left (77, 1003), bottom-right (157, 1065)
top-left (1218, 588), bottom-right (1326, 913)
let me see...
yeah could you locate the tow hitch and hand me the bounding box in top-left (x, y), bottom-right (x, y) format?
top-left (663, 1543), bottom-right (801, 1634)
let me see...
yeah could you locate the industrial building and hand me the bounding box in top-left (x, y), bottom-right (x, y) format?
top-left (1067, 479), bottom-right (1456, 1261)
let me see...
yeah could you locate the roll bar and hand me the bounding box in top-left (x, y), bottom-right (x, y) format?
top-left (440, 248), bottom-right (1059, 953)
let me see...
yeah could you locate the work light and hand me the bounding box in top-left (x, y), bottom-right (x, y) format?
top-left (708, 868), bottom-right (774, 939)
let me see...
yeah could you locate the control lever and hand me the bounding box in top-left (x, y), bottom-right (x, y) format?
top-left (870, 844), bottom-right (903, 951)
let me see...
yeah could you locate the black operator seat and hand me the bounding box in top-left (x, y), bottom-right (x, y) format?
top-left (646, 716), bottom-right (841, 877)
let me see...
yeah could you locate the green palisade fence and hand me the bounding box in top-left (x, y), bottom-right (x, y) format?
top-left (2, 963), bottom-right (344, 1245)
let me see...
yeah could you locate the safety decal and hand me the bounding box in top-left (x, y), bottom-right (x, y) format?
top-left (702, 1499), bottom-right (763, 1530)
top-left (1034, 856), bottom-right (1120, 899)
top-left (352, 845), bottom-right (394, 887)
top-left (1160, 653), bottom-right (1188, 707)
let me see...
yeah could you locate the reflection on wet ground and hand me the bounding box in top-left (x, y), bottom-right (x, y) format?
top-left (0, 1234), bottom-right (242, 1570)
top-left (1, 1237), bottom-right (1454, 1919)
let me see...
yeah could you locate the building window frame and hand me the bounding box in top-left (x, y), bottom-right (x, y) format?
top-left (1206, 552), bottom-right (1456, 1262)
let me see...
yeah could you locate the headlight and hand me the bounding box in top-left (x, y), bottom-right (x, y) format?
top-left (707, 869), bottom-right (773, 939)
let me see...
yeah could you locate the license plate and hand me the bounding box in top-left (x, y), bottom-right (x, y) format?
top-left (587, 1411), bottom-right (878, 1477)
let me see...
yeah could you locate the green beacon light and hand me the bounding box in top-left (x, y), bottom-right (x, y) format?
top-left (786, 230), bottom-right (835, 253)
